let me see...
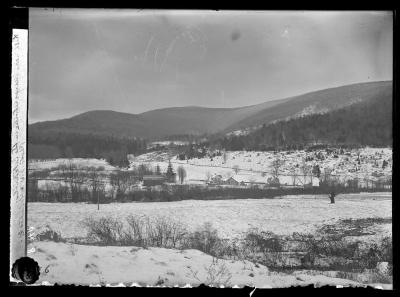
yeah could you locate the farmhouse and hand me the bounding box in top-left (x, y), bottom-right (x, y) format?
top-left (230, 174), bottom-right (268, 187)
top-left (142, 175), bottom-right (166, 187)
top-left (209, 174), bottom-right (224, 185)
top-left (224, 177), bottom-right (240, 186)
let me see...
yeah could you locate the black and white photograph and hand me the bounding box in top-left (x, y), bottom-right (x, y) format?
top-left (18, 9), bottom-right (393, 287)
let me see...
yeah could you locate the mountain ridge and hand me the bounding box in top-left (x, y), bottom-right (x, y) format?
top-left (29, 80), bottom-right (392, 140)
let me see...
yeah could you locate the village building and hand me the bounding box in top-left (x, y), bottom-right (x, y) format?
top-left (142, 175), bottom-right (166, 187)
top-left (209, 174), bottom-right (223, 185)
top-left (224, 177), bottom-right (240, 186)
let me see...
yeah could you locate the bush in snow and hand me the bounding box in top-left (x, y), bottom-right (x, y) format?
top-left (183, 222), bottom-right (226, 257)
top-left (82, 216), bottom-right (125, 245)
top-left (82, 215), bottom-right (188, 248)
top-left (188, 256), bottom-right (232, 287)
top-left (36, 225), bottom-right (64, 242)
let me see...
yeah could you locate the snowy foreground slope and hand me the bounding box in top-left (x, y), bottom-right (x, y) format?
top-left (31, 241), bottom-right (372, 288)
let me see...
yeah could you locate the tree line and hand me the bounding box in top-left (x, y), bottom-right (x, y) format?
top-left (28, 131), bottom-right (147, 167)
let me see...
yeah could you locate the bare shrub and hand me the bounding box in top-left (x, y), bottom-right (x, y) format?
top-left (36, 225), bottom-right (64, 242)
top-left (82, 215), bottom-right (188, 248)
top-left (300, 235), bottom-right (360, 268)
top-left (183, 222), bottom-right (225, 257)
top-left (243, 229), bottom-right (284, 267)
top-left (124, 215), bottom-right (147, 246)
top-left (188, 257), bottom-right (232, 287)
top-left (336, 268), bottom-right (392, 284)
top-left (81, 216), bottom-right (125, 245)
top-left (358, 237), bottom-right (392, 269)
top-left (143, 216), bottom-right (188, 248)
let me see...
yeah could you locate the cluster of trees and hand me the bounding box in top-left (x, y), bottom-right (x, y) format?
top-left (213, 95), bottom-right (392, 151)
top-left (28, 164), bottom-right (110, 203)
top-left (162, 133), bottom-right (205, 143)
top-left (29, 180), bottom-right (388, 203)
top-left (28, 131), bottom-right (147, 167)
top-left (177, 144), bottom-right (208, 160)
top-left (28, 161), bottom-right (186, 203)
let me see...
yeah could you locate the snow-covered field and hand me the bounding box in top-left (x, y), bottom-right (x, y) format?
top-left (28, 193), bottom-right (392, 241)
top-left (28, 193), bottom-right (392, 287)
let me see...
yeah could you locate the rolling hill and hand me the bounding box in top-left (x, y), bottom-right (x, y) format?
top-left (29, 81), bottom-right (392, 141)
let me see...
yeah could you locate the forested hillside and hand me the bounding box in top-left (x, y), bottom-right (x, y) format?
top-left (28, 131), bottom-right (147, 166)
top-left (213, 91), bottom-right (392, 151)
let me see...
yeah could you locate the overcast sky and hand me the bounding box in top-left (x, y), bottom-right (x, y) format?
top-left (28, 9), bottom-right (393, 123)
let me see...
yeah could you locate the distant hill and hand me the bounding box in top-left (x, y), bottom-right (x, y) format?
top-left (28, 99), bottom-right (290, 140)
top-left (213, 87), bottom-right (392, 150)
top-left (222, 80), bottom-right (392, 133)
top-left (29, 81), bottom-right (392, 141)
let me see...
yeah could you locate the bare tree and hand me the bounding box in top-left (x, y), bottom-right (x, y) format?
top-left (205, 171), bottom-right (212, 182)
top-left (324, 167), bottom-right (331, 180)
top-left (363, 170), bottom-right (370, 189)
top-left (222, 151), bottom-right (228, 164)
top-left (110, 170), bottom-right (135, 200)
top-left (328, 178), bottom-right (338, 204)
top-left (289, 168), bottom-right (298, 186)
top-left (138, 164), bottom-right (150, 180)
top-left (233, 165), bottom-right (240, 174)
top-left (87, 166), bottom-right (106, 209)
top-left (271, 155), bottom-right (285, 187)
top-left (155, 164), bottom-right (161, 175)
top-left (57, 163), bottom-right (84, 202)
top-left (177, 166), bottom-right (187, 184)
top-left (300, 158), bottom-right (311, 188)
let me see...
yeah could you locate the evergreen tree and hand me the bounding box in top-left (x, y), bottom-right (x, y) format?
top-left (166, 161), bottom-right (175, 182)
top-left (156, 164), bottom-right (161, 175)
